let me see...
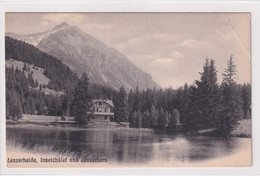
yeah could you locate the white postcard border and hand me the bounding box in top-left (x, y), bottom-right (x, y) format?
top-left (0, 0), bottom-right (260, 175)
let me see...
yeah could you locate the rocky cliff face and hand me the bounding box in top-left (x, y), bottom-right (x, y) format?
top-left (6, 22), bottom-right (160, 91)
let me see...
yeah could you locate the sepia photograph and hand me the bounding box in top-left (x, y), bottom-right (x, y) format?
top-left (4, 12), bottom-right (251, 168)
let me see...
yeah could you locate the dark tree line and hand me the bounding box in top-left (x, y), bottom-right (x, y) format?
top-left (113, 87), bottom-right (128, 123)
top-left (69, 55), bottom-right (251, 137)
top-left (6, 65), bottom-right (116, 121)
top-left (125, 56), bottom-right (251, 137)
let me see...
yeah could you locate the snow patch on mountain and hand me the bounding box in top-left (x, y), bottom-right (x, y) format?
top-left (27, 26), bottom-right (71, 46)
top-left (6, 22), bottom-right (161, 91)
top-left (6, 23), bottom-right (71, 47)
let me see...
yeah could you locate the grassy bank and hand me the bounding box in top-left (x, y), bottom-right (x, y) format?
top-left (20, 114), bottom-right (74, 123)
top-left (7, 114), bottom-right (251, 137)
top-left (186, 119), bottom-right (251, 138)
top-left (231, 119), bottom-right (251, 137)
top-left (7, 114), bottom-right (155, 133)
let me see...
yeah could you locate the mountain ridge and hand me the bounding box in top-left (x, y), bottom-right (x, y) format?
top-left (6, 22), bottom-right (160, 91)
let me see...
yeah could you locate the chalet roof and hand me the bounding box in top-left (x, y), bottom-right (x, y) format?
top-left (91, 99), bottom-right (114, 107)
top-left (105, 100), bottom-right (114, 107)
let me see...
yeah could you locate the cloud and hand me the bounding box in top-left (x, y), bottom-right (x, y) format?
top-left (153, 57), bottom-right (179, 65)
top-left (177, 39), bottom-right (213, 50)
top-left (152, 32), bottom-right (181, 42)
top-left (115, 32), bottom-right (182, 57)
top-left (42, 13), bottom-right (85, 25)
top-left (179, 39), bottom-right (197, 47)
top-left (215, 30), bottom-right (233, 39)
top-left (115, 37), bottom-right (146, 56)
top-left (170, 51), bottom-right (183, 58)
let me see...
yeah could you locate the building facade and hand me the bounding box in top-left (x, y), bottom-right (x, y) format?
top-left (88, 99), bottom-right (114, 122)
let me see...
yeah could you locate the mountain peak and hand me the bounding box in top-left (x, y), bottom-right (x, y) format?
top-left (52, 22), bottom-right (70, 30)
top-left (6, 23), bottom-right (160, 91)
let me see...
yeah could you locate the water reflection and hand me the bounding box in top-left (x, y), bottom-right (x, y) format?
top-left (6, 127), bottom-right (245, 164)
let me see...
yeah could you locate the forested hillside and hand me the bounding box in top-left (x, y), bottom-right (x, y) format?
top-left (6, 37), bottom-right (78, 92)
top-left (5, 37), bottom-right (116, 119)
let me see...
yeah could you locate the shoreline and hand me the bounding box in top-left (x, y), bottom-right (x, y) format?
top-left (6, 122), bottom-right (251, 138)
top-left (6, 114), bottom-right (251, 137)
top-left (6, 122), bottom-right (155, 133)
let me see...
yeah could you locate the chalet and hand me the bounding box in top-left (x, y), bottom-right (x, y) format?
top-left (88, 99), bottom-right (114, 122)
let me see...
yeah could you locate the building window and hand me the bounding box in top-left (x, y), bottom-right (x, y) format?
top-left (105, 116), bottom-right (107, 120)
top-left (99, 101), bottom-right (102, 105)
top-left (105, 108), bottom-right (107, 112)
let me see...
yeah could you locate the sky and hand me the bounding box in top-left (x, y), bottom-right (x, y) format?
top-left (5, 13), bottom-right (251, 88)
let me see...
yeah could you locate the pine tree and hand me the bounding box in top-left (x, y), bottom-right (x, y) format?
top-left (165, 110), bottom-right (169, 126)
top-left (35, 94), bottom-right (45, 115)
top-left (156, 89), bottom-right (166, 110)
top-left (150, 105), bottom-right (158, 128)
top-left (114, 86), bottom-right (128, 123)
top-left (142, 110), bottom-right (151, 128)
top-left (241, 84), bottom-right (251, 119)
top-left (168, 109), bottom-right (178, 129)
top-left (137, 110), bottom-right (142, 128)
top-left (189, 58), bottom-right (221, 131)
top-left (61, 96), bottom-right (68, 120)
top-left (71, 73), bottom-right (91, 124)
top-left (34, 79), bottom-right (39, 88)
top-left (22, 63), bottom-right (27, 71)
top-left (49, 97), bottom-right (59, 116)
top-left (222, 55), bottom-right (236, 85)
top-left (128, 89), bottom-right (134, 117)
top-left (180, 83), bottom-right (190, 125)
top-left (39, 84), bottom-right (42, 91)
top-left (220, 55), bottom-right (243, 137)
top-left (6, 90), bottom-right (23, 120)
top-left (158, 107), bottom-right (167, 129)
top-left (143, 88), bottom-right (154, 113)
top-left (133, 87), bottom-right (141, 112)
top-left (28, 72), bottom-right (34, 87)
top-left (207, 59), bottom-right (222, 128)
top-left (129, 111), bottom-right (137, 128)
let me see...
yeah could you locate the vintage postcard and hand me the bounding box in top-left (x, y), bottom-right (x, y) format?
top-left (4, 12), bottom-right (252, 169)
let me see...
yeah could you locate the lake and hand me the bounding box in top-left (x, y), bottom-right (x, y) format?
top-left (6, 125), bottom-right (251, 166)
